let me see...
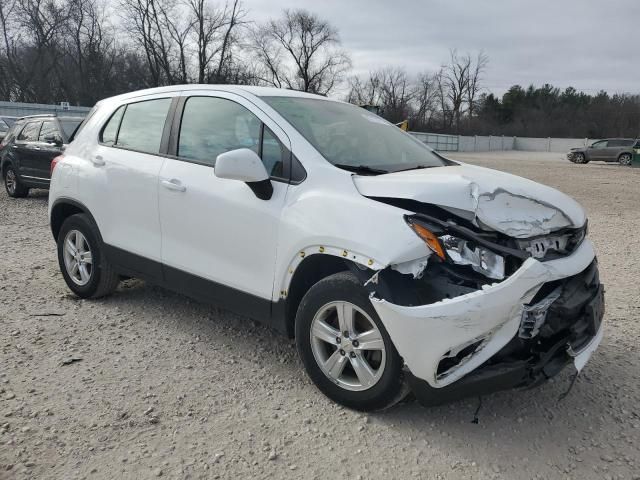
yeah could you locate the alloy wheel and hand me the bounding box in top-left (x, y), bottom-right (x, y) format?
top-left (5, 169), bottom-right (16, 194)
top-left (619, 154), bottom-right (632, 166)
top-left (63, 229), bottom-right (93, 286)
top-left (309, 301), bottom-right (386, 392)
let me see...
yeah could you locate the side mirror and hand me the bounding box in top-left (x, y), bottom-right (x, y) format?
top-left (44, 135), bottom-right (63, 147)
top-left (214, 148), bottom-right (273, 200)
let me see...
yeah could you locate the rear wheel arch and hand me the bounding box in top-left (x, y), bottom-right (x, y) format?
top-left (50, 199), bottom-right (100, 241)
top-left (618, 152), bottom-right (633, 165)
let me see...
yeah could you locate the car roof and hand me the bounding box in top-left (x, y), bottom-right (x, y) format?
top-left (98, 84), bottom-right (341, 106)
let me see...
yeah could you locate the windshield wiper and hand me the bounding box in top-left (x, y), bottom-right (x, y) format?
top-left (394, 165), bottom-right (440, 173)
top-left (333, 164), bottom-right (389, 175)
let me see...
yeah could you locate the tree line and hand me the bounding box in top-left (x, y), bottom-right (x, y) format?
top-left (1, 0), bottom-right (638, 139)
top-left (0, 0), bottom-right (350, 106)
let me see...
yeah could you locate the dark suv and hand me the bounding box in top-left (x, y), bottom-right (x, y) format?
top-left (567, 138), bottom-right (639, 166)
top-left (0, 114), bottom-right (83, 197)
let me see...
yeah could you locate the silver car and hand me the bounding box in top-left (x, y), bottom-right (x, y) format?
top-left (568, 138), bottom-right (639, 166)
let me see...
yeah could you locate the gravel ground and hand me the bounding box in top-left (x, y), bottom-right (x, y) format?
top-left (1, 151), bottom-right (639, 480)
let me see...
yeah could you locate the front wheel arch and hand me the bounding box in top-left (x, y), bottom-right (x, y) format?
top-left (284, 254), bottom-right (352, 337)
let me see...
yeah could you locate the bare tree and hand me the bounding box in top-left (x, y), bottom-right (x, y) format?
top-left (187, 0), bottom-right (247, 84)
top-left (376, 67), bottom-right (412, 123)
top-left (465, 50), bottom-right (488, 122)
top-left (346, 71), bottom-right (382, 106)
top-left (119, 0), bottom-right (186, 86)
top-left (251, 9), bottom-right (350, 94)
top-left (4, 0), bottom-right (68, 102)
top-left (412, 71), bottom-right (438, 130)
top-left (0, 0), bottom-right (21, 100)
top-left (443, 49), bottom-right (472, 132)
top-left (60, 0), bottom-right (117, 104)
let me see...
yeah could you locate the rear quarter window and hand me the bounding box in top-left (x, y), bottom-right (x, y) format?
top-left (2, 122), bottom-right (22, 144)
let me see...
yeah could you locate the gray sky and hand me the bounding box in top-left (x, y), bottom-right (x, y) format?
top-left (245, 0), bottom-right (640, 96)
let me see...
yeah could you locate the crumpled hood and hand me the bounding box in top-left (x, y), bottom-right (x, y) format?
top-left (353, 163), bottom-right (586, 238)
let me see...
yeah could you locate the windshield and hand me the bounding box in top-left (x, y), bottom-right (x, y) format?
top-left (261, 96), bottom-right (447, 174)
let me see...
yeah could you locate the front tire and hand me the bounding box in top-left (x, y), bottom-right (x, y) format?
top-left (3, 165), bottom-right (29, 197)
top-left (573, 153), bottom-right (587, 164)
top-left (618, 153), bottom-right (632, 166)
top-left (57, 213), bottom-right (120, 298)
top-left (295, 272), bottom-right (406, 411)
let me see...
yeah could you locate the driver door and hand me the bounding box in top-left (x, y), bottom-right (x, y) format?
top-left (587, 140), bottom-right (608, 161)
top-left (158, 92), bottom-right (291, 321)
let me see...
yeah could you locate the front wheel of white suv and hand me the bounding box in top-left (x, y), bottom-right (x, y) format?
top-left (56, 213), bottom-right (120, 299)
top-left (295, 271), bottom-right (407, 411)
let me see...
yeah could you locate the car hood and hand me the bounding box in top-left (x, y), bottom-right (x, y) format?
top-left (352, 163), bottom-right (586, 238)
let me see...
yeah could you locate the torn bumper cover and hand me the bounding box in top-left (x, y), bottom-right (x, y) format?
top-left (370, 239), bottom-right (604, 405)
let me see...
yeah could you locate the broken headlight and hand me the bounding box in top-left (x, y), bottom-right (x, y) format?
top-left (439, 235), bottom-right (505, 280)
top-left (408, 221), bottom-right (505, 280)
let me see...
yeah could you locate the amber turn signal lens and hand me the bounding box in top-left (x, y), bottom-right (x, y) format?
top-left (410, 223), bottom-right (446, 260)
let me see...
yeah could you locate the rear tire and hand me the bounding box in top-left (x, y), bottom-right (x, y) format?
top-left (618, 153), bottom-right (632, 166)
top-left (57, 213), bottom-right (120, 299)
top-left (295, 271), bottom-right (407, 411)
top-left (3, 164), bottom-right (29, 198)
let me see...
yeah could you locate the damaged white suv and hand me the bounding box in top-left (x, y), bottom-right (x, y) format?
top-left (49, 86), bottom-right (604, 411)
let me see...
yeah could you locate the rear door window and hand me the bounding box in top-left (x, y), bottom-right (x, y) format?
top-left (115, 99), bottom-right (171, 154)
top-left (17, 121), bottom-right (41, 141)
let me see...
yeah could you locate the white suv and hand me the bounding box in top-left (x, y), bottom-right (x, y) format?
top-left (49, 85), bottom-right (604, 411)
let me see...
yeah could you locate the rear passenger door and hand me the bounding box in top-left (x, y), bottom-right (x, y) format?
top-left (89, 95), bottom-right (175, 276)
top-left (14, 121), bottom-right (42, 179)
top-left (602, 140), bottom-right (623, 162)
top-left (158, 92), bottom-right (291, 318)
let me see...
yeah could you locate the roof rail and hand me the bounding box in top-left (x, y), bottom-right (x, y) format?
top-left (16, 113), bottom-right (57, 120)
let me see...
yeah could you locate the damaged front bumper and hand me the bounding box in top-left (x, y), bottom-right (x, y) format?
top-left (370, 239), bottom-right (604, 405)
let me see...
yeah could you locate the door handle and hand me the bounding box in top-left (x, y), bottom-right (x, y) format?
top-left (90, 155), bottom-right (105, 166)
top-left (33, 146), bottom-right (41, 150)
top-left (161, 179), bottom-right (186, 192)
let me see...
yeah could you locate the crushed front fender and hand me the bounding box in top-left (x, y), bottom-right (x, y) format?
top-left (370, 239), bottom-right (598, 389)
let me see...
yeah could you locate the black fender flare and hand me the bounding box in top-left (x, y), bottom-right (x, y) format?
top-left (49, 197), bottom-right (101, 241)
